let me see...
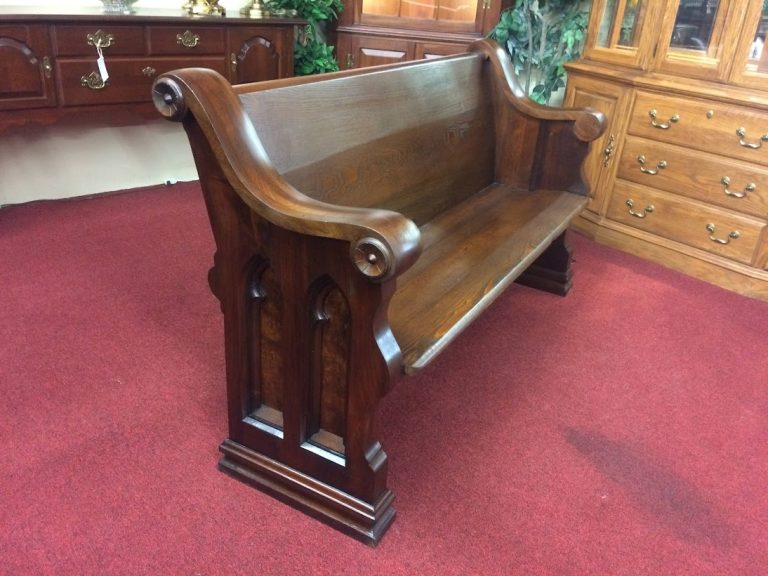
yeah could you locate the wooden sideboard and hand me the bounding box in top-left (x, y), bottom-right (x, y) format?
top-left (0, 7), bottom-right (301, 128)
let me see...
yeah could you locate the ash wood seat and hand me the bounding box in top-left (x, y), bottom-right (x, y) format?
top-left (153, 39), bottom-right (604, 546)
top-left (392, 184), bottom-right (587, 372)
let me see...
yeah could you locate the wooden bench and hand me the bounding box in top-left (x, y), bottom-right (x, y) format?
top-left (153, 39), bottom-right (604, 545)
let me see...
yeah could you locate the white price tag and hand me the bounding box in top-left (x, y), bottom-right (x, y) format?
top-left (96, 46), bottom-right (109, 82)
top-left (97, 55), bottom-right (109, 82)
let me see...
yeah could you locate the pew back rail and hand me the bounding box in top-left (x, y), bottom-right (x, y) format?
top-left (153, 39), bottom-right (604, 544)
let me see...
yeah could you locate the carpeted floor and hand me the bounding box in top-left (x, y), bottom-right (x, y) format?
top-left (1, 182), bottom-right (766, 575)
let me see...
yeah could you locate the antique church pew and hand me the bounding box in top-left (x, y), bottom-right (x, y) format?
top-left (153, 38), bottom-right (604, 544)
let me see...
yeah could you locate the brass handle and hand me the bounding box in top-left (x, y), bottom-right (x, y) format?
top-left (81, 71), bottom-right (107, 90)
top-left (86, 29), bottom-right (114, 49)
top-left (648, 109), bottom-right (679, 129)
top-left (705, 223), bottom-right (740, 244)
top-left (626, 199), bottom-right (654, 218)
top-left (637, 155), bottom-right (667, 175)
top-left (142, 66), bottom-right (157, 77)
top-left (602, 134), bottom-right (615, 167)
top-left (41, 56), bottom-right (52, 79)
top-left (720, 176), bottom-right (755, 199)
top-left (346, 53), bottom-right (354, 69)
top-left (736, 127), bottom-right (768, 149)
top-left (176, 30), bottom-right (200, 48)
top-left (230, 52), bottom-right (237, 73)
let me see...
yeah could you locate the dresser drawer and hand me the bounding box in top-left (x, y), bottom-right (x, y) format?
top-left (147, 26), bottom-right (225, 55)
top-left (56, 56), bottom-right (227, 106)
top-left (607, 182), bottom-right (765, 265)
top-left (617, 136), bottom-right (768, 218)
top-left (53, 25), bottom-right (146, 56)
top-left (629, 91), bottom-right (768, 167)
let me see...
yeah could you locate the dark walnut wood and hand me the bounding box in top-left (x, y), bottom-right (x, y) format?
top-left (153, 38), bottom-right (604, 544)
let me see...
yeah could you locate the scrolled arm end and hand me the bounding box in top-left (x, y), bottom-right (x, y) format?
top-left (352, 237), bottom-right (393, 280)
top-left (152, 76), bottom-right (188, 121)
top-left (573, 109), bottom-right (606, 143)
top-left (348, 214), bottom-right (422, 282)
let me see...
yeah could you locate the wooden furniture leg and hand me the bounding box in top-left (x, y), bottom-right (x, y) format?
top-left (516, 231), bottom-right (574, 295)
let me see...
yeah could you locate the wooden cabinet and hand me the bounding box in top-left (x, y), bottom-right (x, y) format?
top-left (335, 0), bottom-right (512, 69)
top-left (227, 26), bottom-right (293, 83)
top-left (0, 9), bottom-right (300, 126)
top-left (0, 24), bottom-right (56, 110)
top-left (336, 33), bottom-right (410, 68)
top-left (565, 0), bottom-right (768, 300)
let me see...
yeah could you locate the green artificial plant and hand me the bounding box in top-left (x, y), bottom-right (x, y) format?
top-left (268, 0), bottom-right (344, 75)
top-left (490, 0), bottom-right (589, 105)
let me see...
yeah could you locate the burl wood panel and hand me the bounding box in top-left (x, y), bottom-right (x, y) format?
top-left (309, 279), bottom-right (351, 456)
top-left (248, 261), bottom-right (285, 428)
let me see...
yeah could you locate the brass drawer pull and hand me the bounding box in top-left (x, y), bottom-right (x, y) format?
top-left (648, 109), bottom-right (679, 129)
top-left (736, 127), bottom-right (768, 149)
top-left (705, 223), bottom-right (740, 244)
top-left (346, 53), bottom-right (355, 69)
top-left (80, 71), bottom-right (107, 90)
top-left (602, 134), bottom-right (615, 167)
top-left (142, 66), bottom-right (157, 77)
top-left (41, 56), bottom-right (53, 79)
top-left (637, 155), bottom-right (667, 175)
top-left (626, 199), bottom-right (654, 218)
top-left (230, 52), bottom-right (238, 73)
top-left (86, 29), bottom-right (114, 49)
top-left (720, 176), bottom-right (755, 198)
top-left (177, 30), bottom-right (200, 48)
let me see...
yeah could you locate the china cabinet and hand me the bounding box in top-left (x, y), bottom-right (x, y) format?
top-left (565, 0), bottom-right (768, 300)
top-left (334, 0), bottom-right (512, 68)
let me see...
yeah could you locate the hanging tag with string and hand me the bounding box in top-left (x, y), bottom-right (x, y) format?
top-left (96, 44), bottom-right (109, 82)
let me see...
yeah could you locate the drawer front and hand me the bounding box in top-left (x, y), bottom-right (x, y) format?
top-left (618, 136), bottom-right (768, 218)
top-left (148, 26), bottom-right (225, 55)
top-left (53, 25), bottom-right (146, 57)
top-left (629, 91), bottom-right (768, 167)
top-left (57, 57), bottom-right (226, 106)
top-left (607, 181), bottom-right (765, 265)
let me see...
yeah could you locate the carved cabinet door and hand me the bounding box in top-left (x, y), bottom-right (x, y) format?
top-left (0, 25), bottom-right (57, 110)
top-left (336, 32), bottom-right (411, 70)
top-left (227, 27), bottom-right (292, 84)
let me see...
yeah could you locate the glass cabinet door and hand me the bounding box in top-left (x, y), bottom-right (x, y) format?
top-left (360, 0), bottom-right (482, 32)
top-left (654, 0), bottom-right (742, 80)
top-left (582, 0), bottom-right (660, 68)
top-left (731, 0), bottom-right (768, 89)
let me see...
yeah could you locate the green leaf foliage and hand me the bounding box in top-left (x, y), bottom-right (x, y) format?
top-left (266, 0), bottom-right (344, 75)
top-left (295, 25), bottom-right (341, 74)
top-left (489, 0), bottom-right (589, 104)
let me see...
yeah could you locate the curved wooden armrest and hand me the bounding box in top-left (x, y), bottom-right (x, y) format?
top-left (469, 39), bottom-right (605, 143)
top-left (152, 69), bottom-right (421, 281)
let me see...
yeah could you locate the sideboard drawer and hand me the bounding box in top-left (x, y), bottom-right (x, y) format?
top-left (629, 91), bottom-right (768, 167)
top-left (617, 136), bottom-right (768, 218)
top-left (57, 56), bottom-right (227, 106)
top-left (607, 181), bottom-right (765, 265)
top-left (147, 26), bottom-right (225, 55)
top-left (53, 25), bottom-right (146, 56)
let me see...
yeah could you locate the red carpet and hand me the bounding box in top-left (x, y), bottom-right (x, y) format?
top-left (1, 182), bottom-right (766, 575)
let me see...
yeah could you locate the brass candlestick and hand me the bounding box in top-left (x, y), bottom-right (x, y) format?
top-left (182, 0), bottom-right (226, 16)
